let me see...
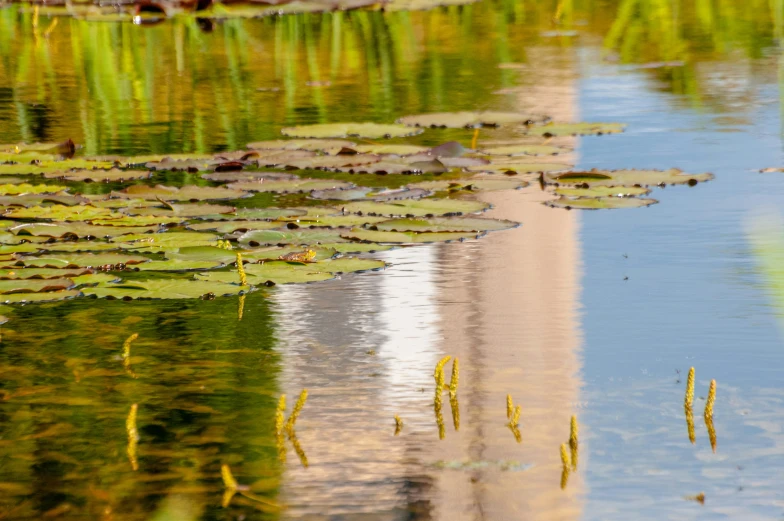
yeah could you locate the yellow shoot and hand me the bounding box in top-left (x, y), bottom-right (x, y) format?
top-left (449, 358), bottom-right (459, 397)
top-left (569, 415), bottom-right (579, 448)
top-left (221, 464), bottom-right (238, 490)
top-left (560, 467), bottom-right (570, 490)
top-left (435, 401), bottom-right (445, 440)
top-left (236, 253), bottom-right (247, 286)
top-left (706, 415), bottom-right (717, 453)
top-left (126, 404), bottom-right (139, 471)
top-left (450, 394), bottom-right (460, 432)
top-left (560, 443), bottom-right (571, 468)
top-left (471, 128), bottom-right (479, 150)
top-left (434, 356), bottom-right (451, 406)
top-left (394, 415), bottom-right (403, 435)
top-left (509, 424), bottom-right (522, 443)
top-left (285, 389), bottom-right (308, 432)
top-left (704, 379), bottom-right (716, 420)
top-left (685, 367), bottom-right (695, 410)
top-left (510, 405), bottom-right (521, 427)
top-left (287, 429), bottom-right (309, 468)
top-left (507, 394), bottom-right (513, 420)
top-left (275, 395), bottom-right (286, 434)
top-left (685, 405), bottom-right (696, 444)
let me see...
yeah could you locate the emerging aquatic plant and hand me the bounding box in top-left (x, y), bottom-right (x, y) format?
top-left (569, 415), bottom-right (579, 469)
top-left (507, 394), bottom-right (513, 420)
top-left (394, 415), bottom-right (403, 435)
top-left (560, 443), bottom-right (571, 468)
top-left (221, 464), bottom-right (281, 508)
top-left (126, 404), bottom-right (139, 471)
top-left (704, 379), bottom-right (716, 420)
top-left (236, 252), bottom-right (247, 286)
top-left (122, 333), bottom-right (139, 379)
top-left (221, 464), bottom-right (239, 490)
top-left (685, 367), bottom-right (695, 410)
top-left (510, 405), bottom-right (521, 427)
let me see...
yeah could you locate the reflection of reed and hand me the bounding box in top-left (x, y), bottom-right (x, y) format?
top-left (122, 333), bottom-right (139, 379)
top-left (434, 399), bottom-right (446, 440)
top-left (559, 443), bottom-right (571, 490)
top-left (287, 428), bottom-right (309, 468)
top-left (238, 294), bottom-right (245, 320)
top-left (449, 393), bottom-right (460, 432)
top-left (685, 405), bottom-right (696, 444)
top-left (394, 415), bottom-right (403, 435)
top-left (705, 415), bottom-right (717, 453)
top-left (569, 416), bottom-right (579, 470)
top-left (126, 404), bottom-right (139, 471)
top-left (560, 467), bottom-right (570, 490)
top-left (285, 389), bottom-right (308, 433)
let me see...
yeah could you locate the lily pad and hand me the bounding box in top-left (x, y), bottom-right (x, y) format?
top-left (545, 169), bottom-right (714, 187)
top-left (310, 187), bottom-right (373, 201)
top-left (0, 290), bottom-right (82, 304)
top-left (281, 122), bottom-right (422, 139)
top-left (374, 216), bottom-right (518, 233)
top-left (37, 242), bottom-right (121, 253)
top-left (0, 194), bottom-right (89, 207)
top-left (112, 232), bottom-right (220, 249)
top-left (133, 259), bottom-right (227, 271)
top-left (112, 184), bottom-right (250, 201)
top-left (279, 214), bottom-right (388, 228)
top-left (397, 111), bottom-right (548, 128)
top-left (82, 279), bottom-right (251, 300)
top-left (352, 144), bottom-right (431, 155)
top-left (198, 257), bottom-right (385, 285)
top-left (525, 122), bottom-right (626, 137)
top-left (284, 154), bottom-right (382, 170)
top-left (341, 199), bottom-right (490, 217)
top-left (226, 178), bottom-right (353, 193)
top-left (247, 139), bottom-right (356, 152)
top-left (144, 158), bottom-right (220, 172)
top-left (43, 168), bottom-right (152, 182)
top-left (408, 178), bottom-right (526, 192)
top-left (0, 278), bottom-right (74, 293)
top-left (0, 267), bottom-right (92, 279)
top-left (0, 160), bottom-right (115, 176)
top-left (480, 144), bottom-right (571, 156)
top-left (467, 162), bottom-right (571, 174)
top-left (125, 203), bottom-right (237, 218)
top-left (372, 188), bottom-right (432, 201)
top-left (545, 197), bottom-right (658, 209)
top-left (0, 183), bottom-right (68, 195)
top-left (201, 171), bottom-right (297, 183)
top-left (187, 221), bottom-right (283, 233)
top-left (90, 215), bottom-right (187, 227)
top-left (165, 246), bottom-right (238, 264)
top-left (342, 228), bottom-right (480, 243)
top-left (11, 223), bottom-right (158, 238)
top-left (5, 253), bottom-right (149, 269)
top-left (554, 186), bottom-right (651, 197)
top-left (196, 207), bottom-right (308, 221)
top-left (238, 229), bottom-right (348, 247)
top-left (5, 205), bottom-right (120, 222)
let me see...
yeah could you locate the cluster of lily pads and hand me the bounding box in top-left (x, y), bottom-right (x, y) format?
top-left (0, 113), bottom-right (713, 303)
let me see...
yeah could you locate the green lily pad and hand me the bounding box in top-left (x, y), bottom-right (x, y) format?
top-left (90, 215), bottom-right (187, 227)
top-left (0, 278), bottom-right (74, 294)
top-left (341, 199), bottom-right (490, 217)
top-left (525, 122), bottom-right (626, 137)
top-left (125, 203), bottom-right (237, 218)
top-left (310, 187), bottom-right (373, 201)
top-left (43, 168), bottom-right (151, 182)
top-left (545, 169), bottom-right (714, 187)
top-left (554, 186), bottom-right (651, 197)
top-left (201, 171), bottom-right (297, 183)
top-left (5, 205), bottom-right (119, 222)
top-left (0, 290), bottom-right (82, 304)
top-left (187, 221), bottom-right (283, 233)
top-left (82, 279), bottom-right (251, 300)
top-left (238, 229), bottom-right (347, 247)
top-left (70, 273), bottom-right (120, 286)
top-left (372, 188), bottom-right (432, 201)
top-left (0, 267), bottom-right (92, 279)
top-left (0, 160), bottom-right (116, 176)
top-left (165, 246), bottom-right (238, 264)
top-left (133, 259), bottom-right (227, 271)
top-left (225, 178), bottom-right (353, 193)
top-left (342, 229), bottom-right (480, 243)
top-left (11, 223), bottom-right (158, 238)
top-left (6, 253), bottom-right (150, 269)
top-left (112, 153), bottom-right (215, 166)
top-left (144, 158), bottom-right (220, 171)
top-left (195, 207), bottom-right (308, 221)
top-left (0, 243), bottom-right (42, 255)
top-left (322, 242), bottom-right (394, 254)
top-left (112, 232), bottom-right (220, 249)
top-left (407, 178), bottom-right (526, 192)
top-left (197, 264), bottom-right (334, 285)
top-left (374, 216), bottom-right (518, 233)
top-left (0, 194), bottom-right (89, 207)
top-left (111, 184), bottom-right (250, 201)
top-left (467, 162), bottom-right (571, 174)
top-left (284, 154), bottom-right (382, 170)
top-left (0, 183), bottom-right (68, 195)
top-left (545, 197), bottom-right (658, 209)
top-left (37, 242), bottom-right (121, 253)
top-left (352, 144), bottom-right (431, 155)
top-left (397, 111), bottom-right (548, 128)
top-left (247, 139), bottom-right (356, 152)
top-left (281, 122), bottom-right (422, 139)
top-left (280, 214), bottom-right (388, 228)
top-left (480, 144), bottom-right (571, 156)
top-left (242, 246), bottom-right (338, 262)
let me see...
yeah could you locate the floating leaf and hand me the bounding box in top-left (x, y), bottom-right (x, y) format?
top-left (112, 184), bottom-right (250, 201)
top-left (374, 216), bottom-right (517, 233)
top-left (0, 160), bottom-right (115, 176)
top-left (43, 168), bottom-right (152, 182)
top-left (238, 229), bottom-right (347, 247)
top-left (545, 197), bottom-right (658, 209)
top-left (36, 241), bottom-right (121, 253)
top-left (198, 257), bottom-right (385, 285)
top-left (125, 203), bottom-right (237, 218)
top-left (554, 186), bottom-right (651, 197)
top-left (247, 139), bottom-right (356, 152)
top-left (187, 220), bottom-right (283, 233)
top-left (195, 207), bottom-right (308, 221)
top-left (397, 111), bottom-right (548, 128)
top-left (310, 187), bottom-right (373, 201)
top-left (281, 122), bottom-right (422, 139)
top-left (70, 272), bottom-right (120, 286)
top-left (525, 122), bottom-right (626, 136)
top-left (342, 228), bottom-right (479, 243)
top-left (5, 205), bottom-right (120, 222)
top-left (372, 188), bottom-right (432, 201)
top-left (0, 278), bottom-right (74, 293)
top-left (226, 178), bottom-right (352, 193)
top-left (165, 246), bottom-right (238, 264)
top-left (144, 158), bottom-right (220, 171)
top-left (545, 169), bottom-right (714, 187)
top-left (201, 171), bottom-right (297, 183)
top-left (0, 194), bottom-right (89, 207)
top-left (467, 162), bottom-right (571, 174)
top-left (111, 232), bottom-right (220, 249)
top-left (279, 214), bottom-right (388, 228)
top-left (284, 154), bottom-right (382, 170)
top-left (91, 215), bottom-right (186, 227)
top-left (0, 290), bottom-right (82, 304)
top-left (408, 178), bottom-right (526, 192)
top-left (82, 279), bottom-right (251, 300)
top-left (0, 267), bottom-right (92, 280)
top-left (6, 253), bottom-right (149, 269)
top-left (11, 223), bottom-right (158, 238)
top-left (0, 183), bottom-right (68, 195)
top-left (352, 144), bottom-right (430, 155)
top-left (133, 259), bottom-right (226, 271)
top-left (341, 199), bottom-right (489, 217)
top-left (480, 144), bottom-right (571, 156)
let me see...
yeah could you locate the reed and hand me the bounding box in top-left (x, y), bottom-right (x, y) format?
top-left (394, 415), bottom-right (403, 435)
top-left (704, 379), bottom-right (716, 420)
top-left (569, 415), bottom-right (579, 469)
top-left (684, 367), bottom-right (695, 409)
top-left (510, 405), bottom-right (521, 427)
top-left (560, 443), bottom-right (571, 468)
top-left (236, 252), bottom-right (247, 286)
top-left (285, 389), bottom-right (308, 432)
top-left (560, 467), bottom-right (570, 490)
top-left (507, 394), bottom-right (513, 420)
top-left (435, 401), bottom-right (445, 440)
top-left (221, 464), bottom-right (238, 490)
top-left (448, 357), bottom-right (459, 398)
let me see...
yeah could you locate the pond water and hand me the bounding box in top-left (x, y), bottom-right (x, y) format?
top-left (2, 1), bottom-right (784, 520)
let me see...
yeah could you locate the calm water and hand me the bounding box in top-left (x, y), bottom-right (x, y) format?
top-left (2, 1), bottom-right (784, 519)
